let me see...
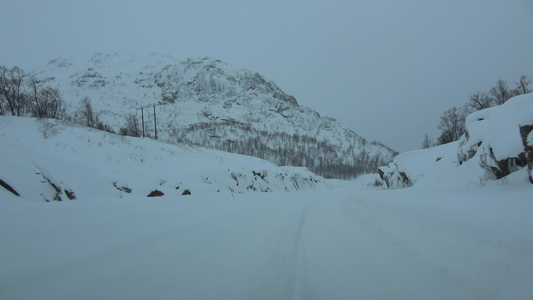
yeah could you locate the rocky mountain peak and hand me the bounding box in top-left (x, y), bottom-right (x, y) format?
top-left (35, 52), bottom-right (397, 179)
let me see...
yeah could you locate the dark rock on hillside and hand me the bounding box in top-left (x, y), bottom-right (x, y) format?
top-left (520, 124), bottom-right (533, 183)
top-left (378, 164), bottom-right (412, 189)
top-left (147, 190), bottom-right (164, 197)
top-left (0, 179), bottom-right (20, 196)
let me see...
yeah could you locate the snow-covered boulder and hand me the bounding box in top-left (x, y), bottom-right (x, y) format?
top-left (458, 93), bottom-right (532, 180)
top-left (378, 163), bottom-right (412, 189)
top-left (379, 93), bottom-right (533, 188)
top-left (378, 142), bottom-right (459, 188)
top-left (520, 124), bottom-right (533, 183)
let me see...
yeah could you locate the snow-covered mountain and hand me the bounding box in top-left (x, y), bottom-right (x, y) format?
top-left (35, 53), bottom-right (396, 179)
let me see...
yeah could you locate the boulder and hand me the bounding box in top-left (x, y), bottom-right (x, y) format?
top-left (378, 163), bottom-right (412, 189)
top-left (458, 94), bottom-right (533, 181)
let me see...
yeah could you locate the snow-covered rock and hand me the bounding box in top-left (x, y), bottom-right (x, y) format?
top-left (32, 53), bottom-right (396, 179)
top-left (377, 163), bottom-right (412, 188)
top-left (0, 117), bottom-right (332, 202)
top-left (521, 124), bottom-right (533, 183)
top-left (379, 94), bottom-right (533, 188)
top-left (457, 93), bottom-right (532, 179)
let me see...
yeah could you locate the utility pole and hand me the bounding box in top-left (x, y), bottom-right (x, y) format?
top-left (141, 108), bottom-right (145, 137)
top-left (154, 105), bottom-right (157, 140)
top-left (136, 103), bottom-right (164, 139)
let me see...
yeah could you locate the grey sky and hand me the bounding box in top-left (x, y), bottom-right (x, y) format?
top-left (1, 0), bottom-right (532, 152)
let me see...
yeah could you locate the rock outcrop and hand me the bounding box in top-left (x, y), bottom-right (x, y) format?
top-left (378, 163), bottom-right (412, 189)
top-left (379, 93), bottom-right (533, 188)
top-left (520, 124), bottom-right (533, 183)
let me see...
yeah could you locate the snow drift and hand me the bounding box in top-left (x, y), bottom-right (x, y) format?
top-left (379, 93), bottom-right (533, 188)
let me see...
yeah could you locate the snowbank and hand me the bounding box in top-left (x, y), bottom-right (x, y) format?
top-left (379, 94), bottom-right (533, 188)
top-left (0, 117), bottom-right (330, 202)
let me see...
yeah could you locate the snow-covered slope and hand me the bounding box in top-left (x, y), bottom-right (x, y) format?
top-left (379, 93), bottom-right (533, 188)
top-left (34, 53), bottom-right (396, 179)
top-left (0, 117), bottom-right (330, 202)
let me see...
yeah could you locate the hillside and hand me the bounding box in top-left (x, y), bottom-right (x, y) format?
top-left (0, 117), bottom-right (330, 202)
top-left (33, 53), bottom-right (396, 179)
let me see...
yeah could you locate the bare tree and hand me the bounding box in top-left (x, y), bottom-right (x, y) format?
top-left (0, 66), bottom-right (13, 115)
top-left (27, 75), bottom-right (65, 119)
top-left (490, 79), bottom-right (511, 106)
top-left (421, 133), bottom-right (434, 149)
top-left (513, 75), bottom-right (531, 96)
top-left (119, 114), bottom-right (140, 137)
top-left (77, 97), bottom-right (96, 127)
top-left (39, 87), bottom-right (65, 119)
top-left (0, 66), bottom-right (28, 116)
top-left (437, 106), bottom-right (467, 145)
top-left (27, 75), bottom-right (44, 117)
top-left (9, 66), bottom-right (26, 116)
top-left (468, 91), bottom-right (492, 111)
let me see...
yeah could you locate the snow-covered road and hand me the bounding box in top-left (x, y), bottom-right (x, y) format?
top-left (2, 185), bottom-right (532, 300)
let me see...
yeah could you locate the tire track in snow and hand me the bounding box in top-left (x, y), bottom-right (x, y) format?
top-left (269, 198), bottom-right (318, 300)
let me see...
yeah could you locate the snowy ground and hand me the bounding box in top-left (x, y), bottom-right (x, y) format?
top-left (1, 117), bottom-right (532, 299)
top-left (2, 173), bottom-right (532, 300)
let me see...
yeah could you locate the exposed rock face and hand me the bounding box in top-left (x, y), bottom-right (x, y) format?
top-left (378, 94), bottom-right (533, 188)
top-left (378, 163), bottom-right (412, 189)
top-left (457, 94), bottom-right (533, 181)
top-left (520, 124), bottom-right (533, 183)
top-left (458, 132), bottom-right (527, 180)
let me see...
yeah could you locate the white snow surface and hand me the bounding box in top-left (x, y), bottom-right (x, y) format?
top-left (1, 117), bottom-right (533, 299)
top-left (2, 176), bottom-right (532, 299)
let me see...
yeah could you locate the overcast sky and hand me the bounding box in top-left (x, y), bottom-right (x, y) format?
top-left (1, 0), bottom-right (532, 152)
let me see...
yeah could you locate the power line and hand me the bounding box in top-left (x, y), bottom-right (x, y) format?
top-left (136, 103), bottom-right (165, 139)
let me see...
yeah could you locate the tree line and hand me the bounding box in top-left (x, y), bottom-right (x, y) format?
top-left (0, 66), bottom-right (66, 119)
top-left (0, 65), bottom-right (130, 134)
top-left (423, 75), bottom-right (531, 148)
top-left (171, 121), bottom-right (392, 179)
